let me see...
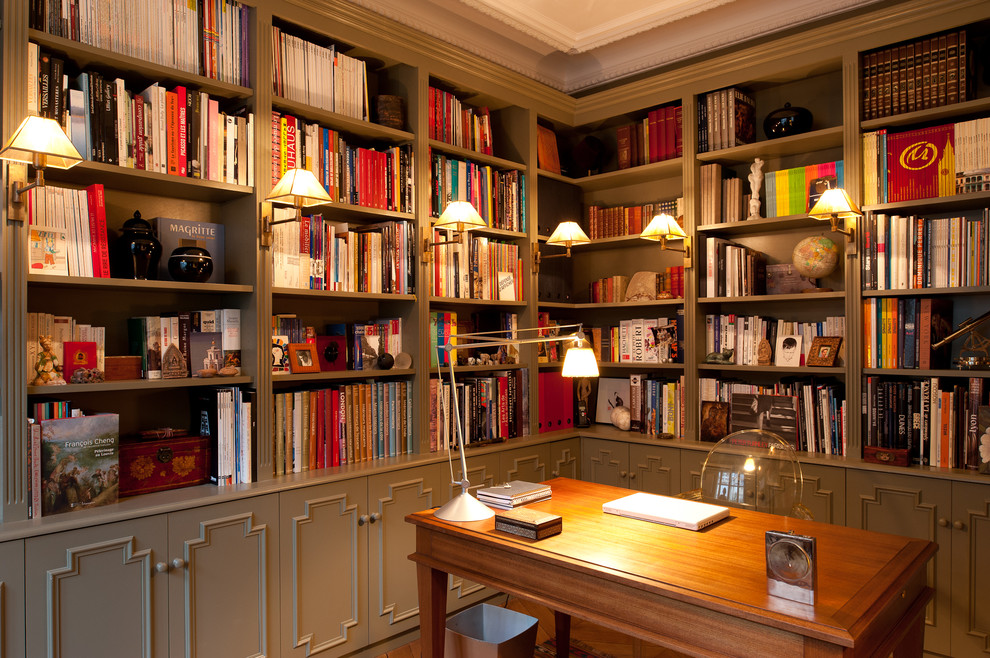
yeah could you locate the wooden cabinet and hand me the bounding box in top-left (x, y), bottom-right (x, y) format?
top-left (548, 438), bottom-right (581, 479)
top-left (498, 443), bottom-right (549, 482)
top-left (0, 540), bottom-right (25, 658)
top-left (948, 481), bottom-right (990, 658)
top-left (581, 437), bottom-right (681, 495)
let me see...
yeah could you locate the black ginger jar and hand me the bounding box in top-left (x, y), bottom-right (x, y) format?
top-left (111, 211), bottom-right (162, 279)
top-left (763, 103), bottom-right (813, 139)
top-left (168, 246), bottom-right (214, 283)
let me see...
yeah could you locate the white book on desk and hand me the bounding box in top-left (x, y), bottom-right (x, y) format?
top-left (603, 492), bottom-right (729, 531)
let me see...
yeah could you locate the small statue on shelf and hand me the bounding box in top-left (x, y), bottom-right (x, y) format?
top-left (747, 157), bottom-right (764, 220)
top-left (32, 335), bottom-right (66, 385)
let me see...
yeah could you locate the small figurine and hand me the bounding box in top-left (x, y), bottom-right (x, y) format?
top-left (705, 348), bottom-right (735, 365)
top-left (32, 335), bottom-right (66, 385)
top-left (748, 157), bottom-right (765, 220)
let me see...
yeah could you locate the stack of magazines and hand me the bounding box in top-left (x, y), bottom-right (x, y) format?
top-left (477, 481), bottom-right (551, 510)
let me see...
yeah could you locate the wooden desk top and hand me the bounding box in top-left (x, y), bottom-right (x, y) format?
top-left (408, 477), bottom-right (936, 652)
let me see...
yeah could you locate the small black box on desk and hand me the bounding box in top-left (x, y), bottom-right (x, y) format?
top-left (494, 508), bottom-right (562, 540)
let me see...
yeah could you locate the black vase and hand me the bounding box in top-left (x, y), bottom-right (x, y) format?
top-left (763, 103), bottom-right (813, 139)
top-left (168, 246), bottom-right (214, 283)
top-left (111, 211), bottom-right (161, 279)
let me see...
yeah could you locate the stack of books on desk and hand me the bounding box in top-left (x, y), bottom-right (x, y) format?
top-left (477, 481), bottom-right (551, 509)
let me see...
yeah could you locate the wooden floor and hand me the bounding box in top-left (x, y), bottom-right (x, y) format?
top-left (374, 595), bottom-right (689, 658)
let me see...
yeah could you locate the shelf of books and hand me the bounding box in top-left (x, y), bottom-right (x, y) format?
top-left (28, 273), bottom-right (254, 294)
top-left (28, 376), bottom-right (253, 395)
top-left (272, 369), bottom-right (416, 383)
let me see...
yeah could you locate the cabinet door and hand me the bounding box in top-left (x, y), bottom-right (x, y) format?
top-left (279, 479), bottom-right (367, 657)
top-left (950, 481), bottom-right (990, 657)
top-left (499, 444), bottom-right (549, 482)
top-left (167, 494), bottom-right (279, 658)
top-left (629, 444), bottom-right (680, 495)
top-left (548, 438), bottom-right (580, 479)
top-left (581, 438), bottom-right (630, 487)
top-left (25, 516), bottom-right (168, 658)
top-left (448, 452), bottom-right (499, 499)
top-left (799, 463), bottom-right (844, 525)
top-left (0, 541), bottom-right (25, 658)
top-left (846, 470), bottom-right (952, 655)
top-left (679, 448), bottom-right (707, 495)
top-left (367, 464), bottom-right (445, 642)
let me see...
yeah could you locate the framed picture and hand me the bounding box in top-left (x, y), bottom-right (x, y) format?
top-left (807, 336), bottom-right (842, 367)
top-left (595, 377), bottom-right (630, 424)
top-left (287, 343), bottom-right (320, 373)
top-left (271, 335), bottom-right (290, 373)
top-left (774, 335), bottom-right (803, 367)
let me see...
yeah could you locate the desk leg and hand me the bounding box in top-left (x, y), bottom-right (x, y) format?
top-left (554, 611), bottom-right (571, 656)
top-left (892, 604), bottom-right (925, 658)
top-left (417, 564), bottom-right (448, 658)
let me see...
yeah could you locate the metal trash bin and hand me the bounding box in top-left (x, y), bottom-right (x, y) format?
top-left (444, 603), bottom-right (538, 658)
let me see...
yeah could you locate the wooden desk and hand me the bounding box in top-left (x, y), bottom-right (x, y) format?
top-left (407, 477), bottom-right (935, 658)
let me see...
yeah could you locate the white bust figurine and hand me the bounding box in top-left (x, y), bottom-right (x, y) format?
top-left (748, 157), bottom-right (764, 219)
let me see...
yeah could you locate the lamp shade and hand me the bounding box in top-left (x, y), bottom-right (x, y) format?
top-left (808, 188), bottom-right (862, 221)
top-left (641, 213), bottom-right (686, 241)
top-left (547, 221), bottom-right (590, 247)
top-left (266, 168), bottom-right (332, 207)
top-left (434, 201), bottom-right (486, 231)
top-left (561, 339), bottom-right (599, 378)
top-left (0, 115), bottom-right (82, 168)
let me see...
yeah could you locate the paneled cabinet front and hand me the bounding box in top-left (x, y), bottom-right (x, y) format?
top-left (581, 438), bottom-right (680, 495)
top-left (0, 540), bottom-right (25, 658)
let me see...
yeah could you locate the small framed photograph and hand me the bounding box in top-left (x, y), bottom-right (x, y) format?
top-left (806, 336), bottom-right (842, 367)
top-left (287, 343), bottom-right (320, 373)
top-left (774, 335), bottom-right (803, 367)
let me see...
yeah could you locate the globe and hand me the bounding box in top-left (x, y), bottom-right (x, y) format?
top-left (792, 235), bottom-right (839, 279)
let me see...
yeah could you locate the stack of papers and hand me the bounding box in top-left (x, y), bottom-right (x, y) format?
top-left (477, 481), bottom-right (551, 510)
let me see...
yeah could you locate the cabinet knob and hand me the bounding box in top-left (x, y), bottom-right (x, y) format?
top-left (370, 512), bottom-right (381, 523)
top-left (358, 515), bottom-right (369, 526)
top-left (155, 562), bottom-right (169, 573)
top-left (552, 470), bottom-right (559, 477)
top-left (953, 520), bottom-right (964, 531)
top-left (171, 558), bottom-right (186, 570)
top-left (628, 472), bottom-right (636, 480)
top-left (938, 518), bottom-right (949, 527)
top-left (619, 471), bottom-right (628, 478)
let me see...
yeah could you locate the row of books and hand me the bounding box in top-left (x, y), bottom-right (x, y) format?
top-left (195, 385), bottom-right (253, 486)
top-left (762, 161), bottom-right (844, 219)
top-left (628, 374), bottom-right (684, 437)
top-left (700, 379), bottom-right (847, 456)
top-left (430, 154), bottom-right (526, 231)
top-left (430, 232), bottom-right (523, 301)
top-left (29, 0), bottom-right (250, 85)
top-left (26, 184), bottom-right (108, 278)
top-left (705, 314), bottom-right (846, 366)
top-left (699, 166), bottom-right (749, 225)
top-left (586, 314), bottom-right (683, 365)
top-left (26, 313), bottom-right (106, 384)
top-left (701, 237), bottom-right (768, 298)
top-left (127, 309), bottom-right (241, 380)
top-left (537, 371), bottom-right (572, 434)
top-left (861, 120), bottom-right (990, 205)
top-left (863, 376), bottom-right (986, 470)
top-left (697, 87), bottom-right (756, 153)
top-left (862, 298), bottom-right (952, 370)
top-left (586, 268), bottom-right (686, 303)
top-left (270, 215), bottom-right (415, 294)
top-left (615, 104), bottom-right (682, 169)
top-left (272, 380), bottom-right (413, 475)
top-left (584, 198), bottom-right (682, 240)
top-left (429, 369), bottom-right (530, 450)
top-left (271, 25), bottom-right (369, 121)
top-left (859, 29), bottom-right (971, 120)
top-left (428, 86), bottom-right (492, 155)
top-left (271, 112), bottom-right (415, 211)
top-left (428, 311), bottom-right (519, 368)
top-left (861, 212), bottom-right (990, 290)
top-left (270, 316), bottom-right (403, 373)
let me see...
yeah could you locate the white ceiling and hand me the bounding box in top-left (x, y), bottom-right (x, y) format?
top-left (348, 0), bottom-right (884, 93)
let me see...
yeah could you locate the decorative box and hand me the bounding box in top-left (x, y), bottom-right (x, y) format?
top-left (494, 508), bottom-right (562, 540)
top-left (863, 446), bottom-right (910, 467)
top-left (104, 355), bottom-right (142, 380)
top-left (119, 432), bottom-right (210, 496)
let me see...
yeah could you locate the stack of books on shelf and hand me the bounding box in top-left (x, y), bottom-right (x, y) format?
top-left (628, 373), bottom-right (684, 437)
top-left (762, 161), bottom-right (844, 219)
top-left (430, 153), bottom-right (525, 231)
top-left (699, 163), bottom-right (746, 225)
top-left (585, 198), bottom-right (681, 239)
top-left (428, 86), bottom-right (492, 154)
top-left (429, 311), bottom-right (520, 368)
top-left (701, 238), bottom-right (768, 298)
top-left (589, 270), bottom-right (688, 303)
top-left (706, 314), bottom-right (845, 367)
top-left (29, 0), bottom-right (250, 85)
top-left (127, 308), bottom-right (241, 380)
top-left (615, 103), bottom-right (683, 169)
top-left (476, 481), bottom-right (550, 510)
top-left (194, 386), bottom-right (253, 486)
top-left (859, 29), bottom-right (971, 120)
top-left (862, 298), bottom-right (952, 370)
top-left (429, 369), bottom-right (530, 450)
top-left (863, 119), bottom-right (990, 205)
top-left (697, 87), bottom-right (755, 153)
top-left (270, 214), bottom-right (414, 293)
top-left (26, 313), bottom-right (106, 384)
top-left (272, 380), bottom-right (413, 474)
top-left (863, 376), bottom-right (986, 469)
top-left (26, 184), bottom-right (109, 278)
top-left (430, 232), bottom-right (522, 301)
top-left (271, 26), bottom-right (369, 121)
top-left (861, 212), bottom-right (988, 290)
top-left (271, 111), bottom-right (415, 210)
top-left (587, 313), bottom-right (684, 364)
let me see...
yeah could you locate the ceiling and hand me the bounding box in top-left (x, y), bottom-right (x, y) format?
top-left (348, 0), bottom-right (885, 94)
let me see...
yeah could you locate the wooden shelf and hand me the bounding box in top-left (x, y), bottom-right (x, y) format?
top-left (697, 214), bottom-right (824, 235)
top-left (430, 363), bottom-right (526, 375)
top-left (28, 274), bottom-right (253, 294)
top-left (429, 296), bottom-right (527, 308)
top-left (272, 288), bottom-right (415, 302)
top-left (271, 369), bottom-right (415, 384)
top-left (28, 376), bottom-right (253, 395)
top-left (697, 364), bottom-right (845, 375)
top-left (862, 368), bottom-right (990, 378)
top-left (862, 286), bottom-right (990, 298)
top-left (596, 362), bottom-right (685, 371)
top-left (427, 140), bottom-right (525, 170)
top-left (698, 292), bottom-right (846, 304)
top-left (696, 126), bottom-right (843, 165)
top-left (272, 95), bottom-right (415, 142)
top-left (861, 97), bottom-right (990, 131)
top-left (45, 160), bottom-right (252, 201)
top-left (300, 200), bottom-right (415, 221)
top-left (537, 299), bottom-right (684, 310)
top-left (863, 190), bottom-right (990, 213)
top-left (568, 158), bottom-right (682, 192)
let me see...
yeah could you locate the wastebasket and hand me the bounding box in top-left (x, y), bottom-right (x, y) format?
top-left (444, 603), bottom-right (538, 658)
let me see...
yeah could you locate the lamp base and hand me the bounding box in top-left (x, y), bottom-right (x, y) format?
top-left (434, 490), bottom-right (495, 522)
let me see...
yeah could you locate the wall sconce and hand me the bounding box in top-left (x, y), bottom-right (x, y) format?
top-left (808, 187), bottom-right (861, 244)
top-left (640, 213), bottom-right (692, 269)
top-left (0, 115), bottom-right (83, 218)
top-left (421, 201), bottom-right (486, 263)
top-left (532, 221), bottom-right (590, 273)
top-left (261, 168), bottom-right (332, 247)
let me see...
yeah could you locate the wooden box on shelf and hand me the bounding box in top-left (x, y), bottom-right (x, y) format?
top-left (863, 446), bottom-right (910, 467)
top-left (104, 356), bottom-right (142, 380)
top-left (119, 431), bottom-right (210, 496)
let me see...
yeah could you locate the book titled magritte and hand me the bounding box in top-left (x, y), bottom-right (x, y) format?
top-left (494, 507), bottom-right (562, 540)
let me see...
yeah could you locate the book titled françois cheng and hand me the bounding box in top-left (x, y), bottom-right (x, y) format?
top-left (34, 413), bottom-right (119, 517)
top-left (151, 217), bottom-right (225, 283)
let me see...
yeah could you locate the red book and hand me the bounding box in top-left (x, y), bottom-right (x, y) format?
top-left (330, 388), bottom-right (340, 467)
top-left (886, 124), bottom-right (954, 202)
top-left (63, 341), bottom-right (98, 381)
top-left (317, 388), bottom-right (326, 469)
top-left (308, 390), bottom-right (318, 471)
top-left (85, 184), bottom-right (110, 277)
top-left (674, 104), bottom-right (683, 157)
top-left (175, 86), bottom-right (187, 176)
top-left (165, 90), bottom-right (178, 175)
top-left (649, 109), bottom-right (660, 164)
top-left (271, 111), bottom-right (281, 185)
